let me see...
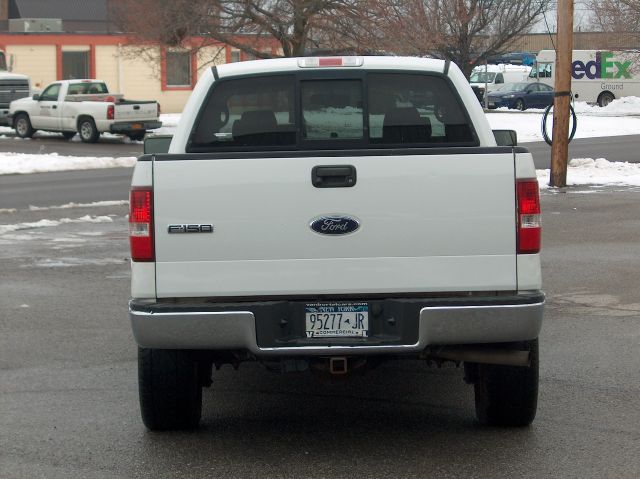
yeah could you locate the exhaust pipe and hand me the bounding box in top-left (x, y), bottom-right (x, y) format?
top-left (427, 347), bottom-right (531, 367)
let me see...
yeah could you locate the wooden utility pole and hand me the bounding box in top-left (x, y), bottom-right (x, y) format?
top-left (550, 0), bottom-right (574, 187)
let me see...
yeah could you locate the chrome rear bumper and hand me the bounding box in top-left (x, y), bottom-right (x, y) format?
top-left (130, 293), bottom-right (544, 355)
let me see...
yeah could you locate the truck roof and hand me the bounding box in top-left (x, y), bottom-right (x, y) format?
top-left (216, 56), bottom-right (448, 79)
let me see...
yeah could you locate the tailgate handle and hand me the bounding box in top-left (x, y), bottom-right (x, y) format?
top-left (133, 105), bottom-right (140, 110)
top-left (312, 165), bottom-right (357, 188)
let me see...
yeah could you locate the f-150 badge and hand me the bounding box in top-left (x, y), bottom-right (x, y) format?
top-left (310, 215), bottom-right (360, 235)
top-left (167, 224), bottom-right (214, 234)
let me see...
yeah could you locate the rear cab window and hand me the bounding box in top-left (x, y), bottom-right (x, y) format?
top-left (188, 70), bottom-right (477, 152)
top-left (67, 82), bottom-right (109, 95)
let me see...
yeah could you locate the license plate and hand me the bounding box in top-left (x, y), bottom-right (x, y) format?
top-left (305, 302), bottom-right (368, 338)
top-left (488, 102), bottom-right (495, 107)
top-left (132, 123), bottom-right (143, 130)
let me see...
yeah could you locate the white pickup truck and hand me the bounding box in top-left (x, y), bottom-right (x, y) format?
top-left (129, 56), bottom-right (544, 430)
top-left (9, 79), bottom-right (161, 142)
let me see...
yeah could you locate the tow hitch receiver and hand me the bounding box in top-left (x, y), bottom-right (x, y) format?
top-left (329, 357), bottom-right (348, 375)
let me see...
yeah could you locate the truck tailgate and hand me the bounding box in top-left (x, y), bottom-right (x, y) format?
top-left (152, 151), bottom-right (517, 298)
top-left (115, 102), bottom-right (157, 121)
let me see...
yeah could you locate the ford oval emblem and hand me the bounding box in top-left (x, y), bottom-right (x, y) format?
top-left (310, 215), bottom-right (360, 235)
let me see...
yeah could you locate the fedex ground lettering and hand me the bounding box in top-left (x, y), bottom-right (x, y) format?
top-left (572, 52), bottom-right (632, 80)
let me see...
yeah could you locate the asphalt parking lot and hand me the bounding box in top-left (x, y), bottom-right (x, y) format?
top-left (1, 185), bottom-right (639, 478)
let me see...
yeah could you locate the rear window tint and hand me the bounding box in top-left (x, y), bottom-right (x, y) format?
top-left (188, 71), bottom-right (476, 152)
top-left (191, 75), bottom-right (296, 148)
top-left (368, 73), bottom-right (474, 145)
top-left (67, 82), bottom-right (108, 95)
top-left (301, 80), bottom-right (363, 140)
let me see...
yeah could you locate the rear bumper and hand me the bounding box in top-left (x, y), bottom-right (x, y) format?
top-left (110, 120), bottom-right (162, 133)
top-left (129, 292), bottom-right (544, 355)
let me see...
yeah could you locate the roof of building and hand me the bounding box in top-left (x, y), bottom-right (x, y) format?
top-left (10, 0), bottom-right (108, 21)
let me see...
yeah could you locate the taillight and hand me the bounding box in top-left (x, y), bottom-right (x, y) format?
top-left (107, 104), bottom-right (114, 120)
top-left (129, 187), bottom-right (154, 261)
top-left (517, 179), bottom-right (541, 254)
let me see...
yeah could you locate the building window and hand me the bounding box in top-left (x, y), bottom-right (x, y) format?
top-left (230, 50), bottom-right (241, 63)
top-left (166, 51), bottom-right (191, 87)
top-left (63, 51), bottom-right (89, 80)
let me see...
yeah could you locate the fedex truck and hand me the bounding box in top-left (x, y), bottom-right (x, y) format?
top-left (529, 49), bottom-right (640, 106)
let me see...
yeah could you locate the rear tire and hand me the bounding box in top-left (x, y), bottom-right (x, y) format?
top-left (597, 91), bottom-right (614, 107)
top-left (473, 339), bottom-right (539, 427)
top-left (14, 113), bottom-right (35, 138)
top-left (78, 117), bottom-right (100, 143)
top-left (62, 131), bottom-right (76, 140)
top-left (138, 348), bottom-right (202, 431)
top-left (514, 99), bottom-right (526, 111)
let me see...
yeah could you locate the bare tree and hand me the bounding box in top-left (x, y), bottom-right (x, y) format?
top-left (110, 0), bottom-right (369, 60)
top-left (588, 0), bottom-right (640, 33)
top-left (367, 0), bottom-right (551, 77)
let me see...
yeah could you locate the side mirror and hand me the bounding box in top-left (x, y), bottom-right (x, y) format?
top-left (32, 94), bottom-right (40, 101)
top-left (493, 129), bottom-right (517, 147)
top-left (144, 135), bottom-right (172, 154)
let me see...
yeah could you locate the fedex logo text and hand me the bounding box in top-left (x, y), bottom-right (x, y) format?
top-left (572, 52), bottom-right (632, 80)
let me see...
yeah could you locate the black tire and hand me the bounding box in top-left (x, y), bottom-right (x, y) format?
top-left (138, 347), bottom-right (202, 431)
top-left (473, 339), bottom-right (539, 427)
top-left (14, 113), bottom-right (35, 138)
top-left (597, 91), bottom-right (614, 107)
top-left (77, 117), bottom-right (100, 143)
top-left (62, 131), bottom-right (76, 140)
top-left (514, 99), bottom-right (526, 111)
top-left (127, 131), bottom-right (146, 141)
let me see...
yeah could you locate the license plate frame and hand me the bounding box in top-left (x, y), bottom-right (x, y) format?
top-left (305, 302), bottom-right (369, 338)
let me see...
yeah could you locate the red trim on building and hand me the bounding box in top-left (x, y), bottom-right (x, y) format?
top-left (89, 44), bottom-right (96, 78)
top-left (55, 44), bottom-right (62, 80)
top-left (0, 33), bottom-right (131, 46)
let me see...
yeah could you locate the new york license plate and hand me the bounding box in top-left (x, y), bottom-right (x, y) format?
top-left (305, 302), bottom-right (368, 338)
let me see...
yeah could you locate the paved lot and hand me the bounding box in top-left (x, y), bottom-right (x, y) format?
top-left (1, 183), bottom-right (639, 478)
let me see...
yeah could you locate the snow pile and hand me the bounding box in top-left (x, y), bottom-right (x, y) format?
top-left (485, 111), bottom-right (640, 143)
top-left (537, 158), bottom-right (640, 189)
top-left (29, 200), bottom-right (128, 211)
top-left (573, 97), bottom-right (640, 116)
top-left (0, 215), bottom-right (114, 235)
top-left (153, 113), bottom-right (182, 136)
top-left (0, 152), bottom-right (136, 175)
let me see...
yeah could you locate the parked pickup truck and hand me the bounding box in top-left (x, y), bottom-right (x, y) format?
top-left (9, 79), bottom-right (161, 142)
top-left (129, 56), bottom-right (544, 430)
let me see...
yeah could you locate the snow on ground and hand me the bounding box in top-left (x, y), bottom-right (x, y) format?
top-left (537, 158), bottom-right (640, 189)
top-left (0, 215), bottom-right (113, 235)
top-left (0, 152), bottom-right (135, 175)
top-left (486, 98), bottom-right (640, 143)
top-left (28, 200), bottom-right (128, 211)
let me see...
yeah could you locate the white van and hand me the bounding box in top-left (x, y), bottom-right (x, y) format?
top-left (530, 49), bottom-right (640, 106)
top-left (469, 64), bottom-right (531, 99)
